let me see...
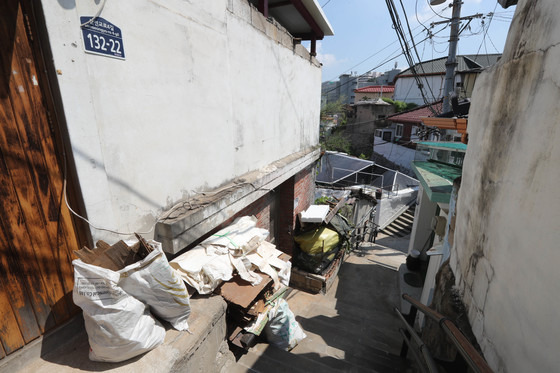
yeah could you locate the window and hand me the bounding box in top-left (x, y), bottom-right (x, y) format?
top-left (396, 124), bottom-right (403, 137)
top-left (382, 131), bottom-right (393, 142)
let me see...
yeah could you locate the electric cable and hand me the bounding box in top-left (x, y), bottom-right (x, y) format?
top-left (80, 0), bottom-right (107, 27)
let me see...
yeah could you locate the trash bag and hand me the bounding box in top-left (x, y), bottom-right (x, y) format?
top-left (264, 298), bottom-right (306, 351)
top-left (293, 227), bottom-right (340, 255)
top-left (73, 260), bottom-right (165, 362)
top-left (119, 240), bottom-right (191, 331)
top-left (295, 245), bottom-right (340, 274)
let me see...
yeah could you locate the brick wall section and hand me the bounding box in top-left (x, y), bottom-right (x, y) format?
top-left (293, 165), bottom-right (316, 219)
top-left (276, 176), bottom-right (295, 255)
top-left (182, 164), bottom-right (317, 257)
top-left (276, 165), bottom-right (316, 255)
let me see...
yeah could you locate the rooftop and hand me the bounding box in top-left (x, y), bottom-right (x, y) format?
top-left (411, 160), bottom-right (463, 203)
top-left (397, 54), bottom-right (501, 77)
top-left (387, 101), bottom-right (443, 125)
top-left (249, 0), bottom-right (334, 40)
top-left (354, 85), bottom-right (395, 94)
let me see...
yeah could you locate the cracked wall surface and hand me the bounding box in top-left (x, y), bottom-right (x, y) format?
top-left (449, 0), bottom-right (560, 371)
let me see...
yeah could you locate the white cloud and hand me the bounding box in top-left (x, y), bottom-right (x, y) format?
top-left (315, 41), bottom-right (347, 69)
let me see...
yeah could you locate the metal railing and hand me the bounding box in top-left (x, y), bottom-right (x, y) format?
top-left (396, 294), bottom-right (493, 373)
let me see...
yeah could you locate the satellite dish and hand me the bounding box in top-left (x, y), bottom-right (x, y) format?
top-left (429, 0), bottom-right (446, 5)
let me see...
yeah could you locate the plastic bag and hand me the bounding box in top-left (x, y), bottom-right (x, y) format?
top-left (119, 240), bottom-right (191, 331)
top-left (73, 260), bottom-right (165, 362)
top-left (293, 227), bottom-right (340, 255)
top-left (264, 298), bottom-right (306, 351)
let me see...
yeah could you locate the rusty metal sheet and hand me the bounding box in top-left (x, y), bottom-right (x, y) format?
top-left (216, 274), bottom-right (273, 309)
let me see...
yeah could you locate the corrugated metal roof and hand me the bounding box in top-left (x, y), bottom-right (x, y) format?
top-left (387, 101), bottom-right (443, 124)
top-left (397, 54), bottom-right (501, 76)
top-left (354, 85), bottom-right (395, 93)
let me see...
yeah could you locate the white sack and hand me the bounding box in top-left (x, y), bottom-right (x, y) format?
top-left (73, 260), bottom-right (165, 362)
top-left (120, 240), bottom-right (191, 331)
top-left (171, 216), bottom-right (269, 294)
top-left (170, 246), bottom-right (234, 294)
top-left (264, 298), bottom-right (306, 351)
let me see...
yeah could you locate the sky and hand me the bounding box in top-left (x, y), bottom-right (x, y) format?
top-left (313, 0), bottom-right (516, 82)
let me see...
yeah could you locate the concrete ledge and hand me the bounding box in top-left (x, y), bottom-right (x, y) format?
top-left (156, 147), bottom-right (321, 254)
top-left (3, 296), bottom-right (231, 373)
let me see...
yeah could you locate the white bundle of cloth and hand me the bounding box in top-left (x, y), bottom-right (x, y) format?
top-left (170, 216), bottom-right (291, 294)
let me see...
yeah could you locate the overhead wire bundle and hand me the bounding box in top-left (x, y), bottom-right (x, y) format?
top-left (384, 0), bottom-right (440, 114)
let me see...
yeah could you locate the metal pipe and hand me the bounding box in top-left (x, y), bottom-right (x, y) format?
top-left (398, 329), bottom-right (430, 373)
top-left (402, 294), bottom-right (494, 373)
top-left (394, 308), bottom-right (439, 373)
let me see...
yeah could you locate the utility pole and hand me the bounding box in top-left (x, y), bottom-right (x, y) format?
top-left (442, 0), bottom-right (462, 113)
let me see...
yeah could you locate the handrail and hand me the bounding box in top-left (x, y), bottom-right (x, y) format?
top-left (394, 308), bottom-right (438, 373)
top-left (402, 294), bottom-right (494, 373)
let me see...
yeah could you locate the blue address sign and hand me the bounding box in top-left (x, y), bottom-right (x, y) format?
top-left (80, 16), bottom-right (125, 60)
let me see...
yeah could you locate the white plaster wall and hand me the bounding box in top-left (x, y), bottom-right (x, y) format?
top-left (393, 75), bottom-right (444, 105)
top-left (449, 1), bottom-right (560, 371)
top-left (40, 0), bottom-right (321, 240)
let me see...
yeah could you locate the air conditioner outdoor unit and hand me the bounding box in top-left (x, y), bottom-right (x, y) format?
top-left (498, 0), bottom-right (517, 9)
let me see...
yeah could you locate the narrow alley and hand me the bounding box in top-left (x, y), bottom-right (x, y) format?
top-left (228, 232), bottom-right (413, 373)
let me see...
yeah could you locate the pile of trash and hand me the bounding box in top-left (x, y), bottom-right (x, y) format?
top-left (170, 216), bottom-right (305, 351)
top-left (73, 234), bottom-right (190, 362)
top-left (293, 205), bottom-right (352, 275)
top-left (72, 216), bottom-right (306, 361)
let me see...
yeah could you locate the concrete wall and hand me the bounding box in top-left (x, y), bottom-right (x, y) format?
top-left (40, 0), bottom-right (321, 243)
top-left (449, 1), bottom-right (560, 371)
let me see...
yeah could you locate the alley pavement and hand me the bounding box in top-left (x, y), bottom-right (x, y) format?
top-left (226, 233), bottom-right (415, 372)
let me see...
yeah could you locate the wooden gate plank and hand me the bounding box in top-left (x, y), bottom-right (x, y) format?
top-left (0, 142), bottom-right (55, 333)
top-left (0, 220), bottom-right (36, 351)
top-left (6, 7), bottom-right (74, 323)
top-left (14, 3), bottom-right (79, 298)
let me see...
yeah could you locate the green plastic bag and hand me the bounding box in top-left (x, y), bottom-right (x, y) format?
top-left (294, 227), bottom-right (340, 255)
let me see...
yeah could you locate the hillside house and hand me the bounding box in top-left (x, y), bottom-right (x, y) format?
top-left (392, 54), bottom-right (501, 106)
top-left (353, 85), bottom-right (395, 102)
top-left (0, 0), bottom-right (332, 365)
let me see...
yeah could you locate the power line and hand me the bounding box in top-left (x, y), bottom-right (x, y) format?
top-left (325, 4), bottom-right (448, 82)
top-left (322, 24), bottom-right (448, 96)
top-left (385, 0), bottom-right (439, 112)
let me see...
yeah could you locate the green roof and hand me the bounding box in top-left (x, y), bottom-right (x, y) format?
top-left (417, 141), bottom-right (467, 152)
top-left (411, 161), bottom-right (463, 203)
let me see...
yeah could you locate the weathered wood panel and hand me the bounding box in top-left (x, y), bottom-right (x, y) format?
top-left (0, 0), bottom-right (81, 356)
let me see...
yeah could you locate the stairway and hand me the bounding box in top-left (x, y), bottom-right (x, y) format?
top-left (380, 205), bottom-right (416, 238)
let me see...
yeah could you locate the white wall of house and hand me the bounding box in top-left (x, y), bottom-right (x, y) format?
top-left (393, 75), bottom-right (444, 105)
top-left (450, 1), bottom-right (560, 371)
top-left (40, 0), bottom-right (321, 241)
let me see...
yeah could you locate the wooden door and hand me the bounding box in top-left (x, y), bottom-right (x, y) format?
top-left (0, 0), bottom-right (82, 358)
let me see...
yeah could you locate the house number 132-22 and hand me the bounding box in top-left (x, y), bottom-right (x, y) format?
top-left (86, 33), bottom-right (121, 54)
top-left (80, 16), bottom-right (125, 60)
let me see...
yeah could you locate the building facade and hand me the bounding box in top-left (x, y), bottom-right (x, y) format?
top-left (0, 0), bottom-right (332, 358)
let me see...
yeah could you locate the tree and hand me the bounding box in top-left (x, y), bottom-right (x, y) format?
top-left (322, 132), bottom-right (351, 154)
top-left (382, 98), bottom-right (418, 112)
